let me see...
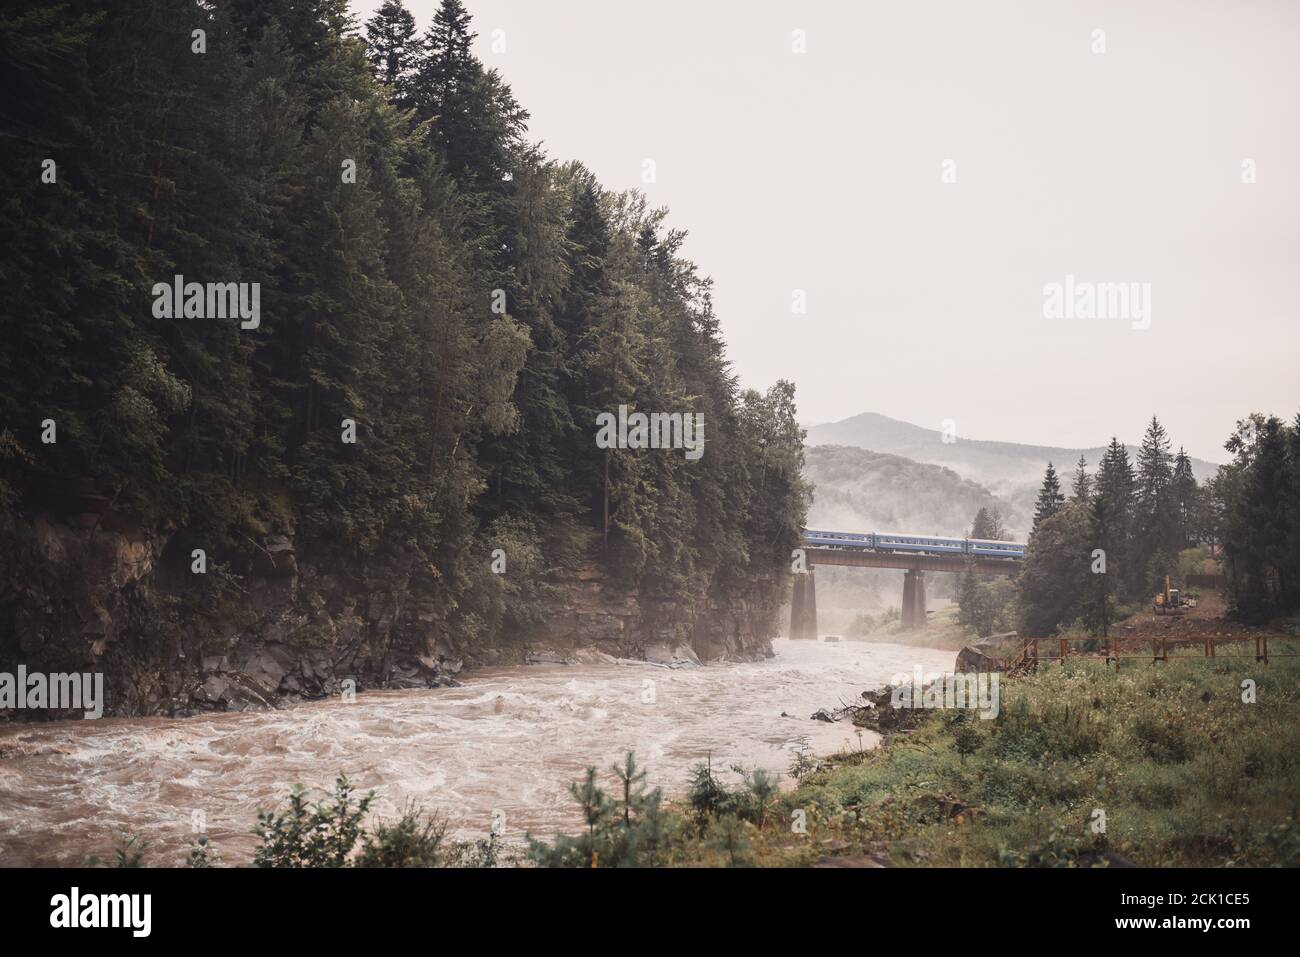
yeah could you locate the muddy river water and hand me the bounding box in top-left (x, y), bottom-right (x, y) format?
top-left (0, 638), bottom-right (953, 865)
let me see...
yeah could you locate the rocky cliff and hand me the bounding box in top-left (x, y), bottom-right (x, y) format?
top-left (2, 504), bottom-right (780, 719)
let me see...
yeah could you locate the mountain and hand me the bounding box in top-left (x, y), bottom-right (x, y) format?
top-left (804, 444), bottom-right (1020, 537)
top-left (805, 412), bottom-right (1220, 537)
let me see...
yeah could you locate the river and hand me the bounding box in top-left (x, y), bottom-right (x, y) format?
top-left (0, 638), bottom-right (953, 866)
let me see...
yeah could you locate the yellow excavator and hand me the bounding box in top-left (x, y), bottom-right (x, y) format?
top-left (1154, 575), bottom-right (1196, 615)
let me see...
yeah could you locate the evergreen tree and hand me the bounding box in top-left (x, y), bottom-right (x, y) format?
top-left (1070, 454), bottom-right (1092, 504)
top-left (1134, 415), bottom-right (1178, 573)
top-left (1085, 494), bottom-right (1115, 636)
top-left (364, 0), bottom-right (422, 106)
top-left (988, 506), bottom-right (1007, 541)
top-left (1018, 503), bottom-right (1091, 636)
top-left (957, 566), bottom-right (981, 631)
top-left (970, 507), bottom-right (994, 540)
top-left (1033, 462), bottom-right (1065, 530)
top-left (1171, 446), bottom-right (1199, 549)
top-left (1095, 437), bottom-right (1137, 596)
top-left (1219, 415), bottom-right (1292, 619)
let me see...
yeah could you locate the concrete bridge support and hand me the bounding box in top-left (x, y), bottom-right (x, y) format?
top-left (789, 570), bottom-right (818, 639)
top-left (901, 569), bottom-right (927, 629)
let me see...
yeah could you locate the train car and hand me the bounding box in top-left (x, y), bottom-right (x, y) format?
top-left (873, 532), bottom-right (966, 555)
top-left (802, 528), bottom-right (875, 549)
top-left (801, 528), bottom-right (1026, 559)
top-left (966, 537), bottom-right (1027, 559)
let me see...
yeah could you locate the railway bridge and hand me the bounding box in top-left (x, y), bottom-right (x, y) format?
top-left (790, 530), bottom-right (1023, 638)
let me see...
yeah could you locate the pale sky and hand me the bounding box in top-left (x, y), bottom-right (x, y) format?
top-left (353, 0), bottom-right (1299, 463)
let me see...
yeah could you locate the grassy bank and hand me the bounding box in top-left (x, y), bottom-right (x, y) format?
top-left (786, 642), bottom-right (1300, 867)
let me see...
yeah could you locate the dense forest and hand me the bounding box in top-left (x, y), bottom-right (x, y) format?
top-left (0, 0), bottom-right (809, 711)
top-left (983, 413), bottom-right (1300, 637)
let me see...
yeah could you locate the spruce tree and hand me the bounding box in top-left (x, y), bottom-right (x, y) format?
top-left (364, 0), bottom-right (422, 106)
top-left (1070, 454), bottom-right (1092, 504)
top-left (1096, 437), bottom-right (1137, 596)
top-left (1085, 494), bottom-right (1114, 636)
top-left (1171, 447), bottom-right (1199, 549)
top-left (1033, 462), bottom-right (1065, 530)
top-left (957, 565), bottom-right (981, 633)
top-left (988, 506), bottom-right (1007, 541)
top-left (1135, 415), bottom-right (1178, 571)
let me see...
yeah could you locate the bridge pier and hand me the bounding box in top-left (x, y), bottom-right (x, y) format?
top-left (789, 570), bottom-right (818, 639)
top-left (901, 569), bottom-right (926, 629)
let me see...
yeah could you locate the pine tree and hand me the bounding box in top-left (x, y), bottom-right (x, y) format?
top-left (610, 752), bottom-right (652, 828)
top-left (1033, 463), bottom-right (1065, 530)
top-left (1239, 418), bottom-right (1291, 614)
top-left (1018, 503), bottom-right (1091, 636)
top-left (412, 0), bottom-right (525, 194)
top-left (957, 565), bottom-right (983, 633)
top-left (1096, 437), bottom-right (1137, 596)
top-left (1288, 414), bottom-right (1300, 609)
top-left (970, 507), bottom-right (994, 540)
top-left (1085, 495), bottom-right (1114, 636)
top-left (988, 506), bottom-right (1007, 541)
top-left (1135, 415), bottom-right (1178, 572)
top-left (364, 0), bottom-right (422, 106)
top-left (1171, 447), bottom-right (1199, 549)
top-left (1071, 454), bottom-right (1092, 504)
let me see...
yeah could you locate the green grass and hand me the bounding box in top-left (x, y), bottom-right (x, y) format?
top-left (780, 643), bottom-right (1300, 866)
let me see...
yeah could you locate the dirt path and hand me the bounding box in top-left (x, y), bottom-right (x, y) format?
top-left (1107, 590), bottom-right (1296, 657)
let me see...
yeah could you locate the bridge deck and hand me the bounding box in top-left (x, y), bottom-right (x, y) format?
top-left (801, 547), bottom-right (1019, 575)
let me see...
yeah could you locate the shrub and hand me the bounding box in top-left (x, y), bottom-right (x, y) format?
top-left (253, 774), bottom-right (373, 868)
top-left (86, 831), bottom-right (147, 868)
top-left (732, 766), bottom-right (780, 830)
top-left (686, 755), bottom-right (734, 824)
top-left (187, 834), bottom-right (219, 868)
top-left (355, 807), bottom-right (448, 868)
top-left (528, 752), bottom-right (677, 868)
top-left (1133, 714), bottom-right (1192, 764)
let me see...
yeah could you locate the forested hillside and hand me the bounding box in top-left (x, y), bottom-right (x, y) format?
top-left (0, 0), bottom-right (809, 714)
top-left (1008, 414), bottom-right (1300, 635)
top-left (804, 445), bottom-right (1019, 537)
top-left (806, 411), bottom-right (1219, 532)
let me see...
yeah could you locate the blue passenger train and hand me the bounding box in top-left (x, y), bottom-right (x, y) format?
top-left (802, 528), bottom-right (1026, 559)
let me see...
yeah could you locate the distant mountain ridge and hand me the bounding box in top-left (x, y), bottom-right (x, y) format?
top-left (804, 412), bottom-right (1219, 538)
top-left (803, 445), bottom-right (1024, 539)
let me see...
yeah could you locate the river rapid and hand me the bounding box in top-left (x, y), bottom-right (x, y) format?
top-left (0, 638), bottom-right (953, 866)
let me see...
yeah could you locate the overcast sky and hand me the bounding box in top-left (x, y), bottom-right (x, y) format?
top-left (353, 0), bottom-right (1298, 463)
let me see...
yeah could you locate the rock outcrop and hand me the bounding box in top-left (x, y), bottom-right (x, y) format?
top-left (2, 509), bottom-right (782, 718)
top-left (954, 631), bottom-right (1018, 673)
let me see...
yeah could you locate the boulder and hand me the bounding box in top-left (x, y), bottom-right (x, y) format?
top-left (644, 641), bottom-right (701, 668)
top-left (955, 645), bottom-right (1003, 673)
top-left (235, 644), bottom-right (296, 694)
